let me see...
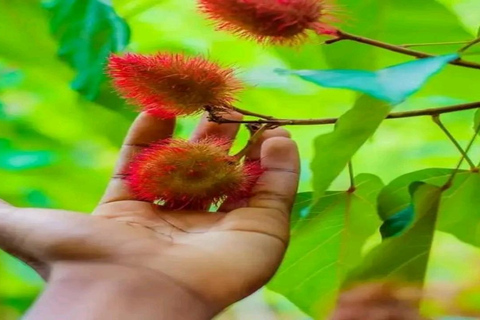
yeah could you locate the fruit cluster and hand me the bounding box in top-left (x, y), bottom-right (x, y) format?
top-left (108, 0), bottom-right (335, 209)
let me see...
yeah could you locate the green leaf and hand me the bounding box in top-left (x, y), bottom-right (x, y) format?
top-left (378, 168), bottom-right (459, 220)
top-left (0, 150), bottom-right (56, 171)
top-left (379, 181), bottom-right (426, 238)
top-left (440, 172), bottom-right (480, 246)
top-left (276, 54), bottom-right (458, 105)
top-left (474, 108), bottom-right (480, 131)
top-left (346, 182), bottom-right (443, 286)
top-left (268, 174), bottom-right (384, 318)
top-left (0, 67), bottom-right (22, 89)
top-left (380, 205), bottom-right (414, 239)
top-left (378, 169), bottom-right (480, 247)
top-left (45, 0), bottom-right (130, 99)
top-left (291, 192), bottom-right (313, 229)
top-left (311, 95), bottom-right (390, 199)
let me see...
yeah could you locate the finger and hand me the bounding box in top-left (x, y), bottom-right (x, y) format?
top-left (245, 127), bottom-right (291, 161)
top-left (215, 137), bottom-right (300, 245)
top-left (190, 111), bottom-right (243, 150)
top-left (218, 127), bottom-right (291, 212)
top-left (97, 113), bottom-right (175, 206)
top-left (248, 137), bottom-right (300, 216)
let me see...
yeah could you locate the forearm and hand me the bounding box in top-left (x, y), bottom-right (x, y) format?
top-left (25, 262), bottom-right (217, 320)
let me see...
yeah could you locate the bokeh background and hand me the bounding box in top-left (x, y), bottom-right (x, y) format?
top-left (1, 0), bottom-right (480, 319)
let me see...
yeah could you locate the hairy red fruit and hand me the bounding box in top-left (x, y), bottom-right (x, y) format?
top-left (126, 138), bottom-right (262, 209)
top-left (108, 53), bottom-right (243, 118)
top-left (198, 0), bottom-right (338, 46)
top-left (330, 282), bottom-right (425, 320)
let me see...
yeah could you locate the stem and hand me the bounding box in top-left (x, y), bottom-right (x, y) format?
top-left (213, 101), bottom-right (480, 126)
top-left (231, 106), bottom-right (275, 120)
top-left (459, 38), bottom-right (480, 53)
top-left (443, 128), bottom-right (480, 190)
top-left (347, 162), bottom-right (356, 193)
top-left (400, 40), bottom-right (472, 48)
top-left (334, 31), bottom-right (480, 70)
top-left (233, 124), bottom-right (270, 160)
top-left (432, 115), bottom-right (476, 169)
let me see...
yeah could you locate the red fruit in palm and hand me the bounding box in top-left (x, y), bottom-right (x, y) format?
top-left (108, 53), bottom-right (243, 118)
top-left (126, 138), bottom-right (262, 209)
top-left (198, 0), bottom-right (338, 46)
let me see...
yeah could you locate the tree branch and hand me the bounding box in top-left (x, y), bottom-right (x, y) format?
top-left (330, 31), bottom-right (480, 70)
top-left (459, 37), bottom-right (480, 53)
top-left (211, 101), bottom-right (480, 126)
top-left (432, 115), bottom-right (476, 169)
top-left (400, 40), bottom-right (472, 48)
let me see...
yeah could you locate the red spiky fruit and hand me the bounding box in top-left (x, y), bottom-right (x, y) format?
top-left (126, 138), bottom-right (262, 209)
top-left (198, 0), bottom-right (338, 46)
top-left (108, 53), bottom-right (243, 118)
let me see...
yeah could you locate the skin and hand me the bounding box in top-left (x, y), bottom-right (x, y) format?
top-left (0, 111), bottom-right (300, 319)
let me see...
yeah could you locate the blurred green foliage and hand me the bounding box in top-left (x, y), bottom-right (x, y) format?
top-left (269, 174), bottom-right (385, 317)
top-left (1, 0), bottom-right (480, 319)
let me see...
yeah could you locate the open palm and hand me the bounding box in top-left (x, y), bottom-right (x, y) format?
top-left (0, 112), bottom-right (300, 315)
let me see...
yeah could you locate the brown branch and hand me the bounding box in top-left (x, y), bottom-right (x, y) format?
top-left (233, 124), bottom-right (271, 160)
top-left (459, 37), bottom-right (480, 53)
top-left (331, 31), bottom-right (480, 70)
top-left (443, 126), bottom-right (480, 190)
top-left (211, 101), bottom-right (480, 126)
top-left (400, 40), bottom-right (472, 48)
top-left (231, 106), bottom-right (275, 119)
top-left (432, 115), bottom-right (476, 169)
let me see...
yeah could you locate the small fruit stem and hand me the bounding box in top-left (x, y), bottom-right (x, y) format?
top-left (400, 40), bottom-right (472, 48)
top-left (233, 124), bottom-right (271, 160)
top-left (459, 37), bottom-right (480, 53)
top-left (432, 115), bottom-right (476, 169)
top-left (347, 161), bottom-right (356, 193)
top-left (209, 102), bottom-right (480, 126)
top-left (442, 128), bottom-right (480, 191)
top-left (231, 106), bottom-right (275, 120)
top-left (330, 30), bottom-right (480, 70)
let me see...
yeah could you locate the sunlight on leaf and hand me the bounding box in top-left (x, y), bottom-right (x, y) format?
top-left (440, 173), bottom-right (480, 246)
top-left (276, 54), bottom-right (459, 105)
top-left (268, 174), bottom-right (384, 319)
top-left (112, 0), bottom-right (163, 18)
top-left (311, 95), bottom-right (390, 200)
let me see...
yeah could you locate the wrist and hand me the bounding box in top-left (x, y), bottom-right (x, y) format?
top-left (26, 262), bottom-right (218, 320)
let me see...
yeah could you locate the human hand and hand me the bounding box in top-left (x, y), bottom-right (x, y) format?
top-left (0, 112), bottom-right (300, 319)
